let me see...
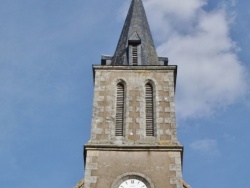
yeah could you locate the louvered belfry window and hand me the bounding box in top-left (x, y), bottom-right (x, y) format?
top-left (132, 45), bottom-right (138, 65)
top-left (116, 83), bottom-right (125, 136)
top-left (145, 83), bottom-right (154, 136)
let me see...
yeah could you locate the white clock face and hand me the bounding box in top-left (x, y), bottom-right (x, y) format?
top-left (119, 179), bottom-right (147, 188)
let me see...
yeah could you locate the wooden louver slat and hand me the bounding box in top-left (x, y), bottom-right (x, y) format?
top-left (116, 84), bottom-right (124, 136)
top-left (146, 84), bottom-right (154, 136)
top-left (132, 45), bottom-right (138, 66)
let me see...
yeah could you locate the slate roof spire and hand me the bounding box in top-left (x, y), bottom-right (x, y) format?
top-left (112, 0), bottom-right (159, 65)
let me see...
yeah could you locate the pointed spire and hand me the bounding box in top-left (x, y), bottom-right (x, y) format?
top-left (112, 0), bottom-right (159, 65)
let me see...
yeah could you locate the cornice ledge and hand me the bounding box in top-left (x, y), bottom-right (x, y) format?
top-left (84, 144), bottom-right (183, 151)
top-left (92, 65), bottom-right (177, 71)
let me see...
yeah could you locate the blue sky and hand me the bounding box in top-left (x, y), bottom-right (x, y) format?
top-left (0, 0), bottom-right (249, 187)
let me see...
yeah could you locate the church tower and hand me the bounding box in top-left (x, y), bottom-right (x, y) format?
top-left (79, 0), bottom-right (191, 187)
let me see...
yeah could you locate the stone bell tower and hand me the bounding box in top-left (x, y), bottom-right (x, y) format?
top-left (78, 0), bottom-right (191, 187)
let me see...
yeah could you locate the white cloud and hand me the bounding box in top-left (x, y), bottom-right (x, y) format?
top-left (190, 139), bottom-right (220, 156)
top-left (144, 0), bottom-right (248, 119)
top-left (145, 0), bottom-right (206, 21)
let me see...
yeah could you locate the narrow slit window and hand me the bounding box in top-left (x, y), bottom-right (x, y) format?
top-left (116, 83), bottom-right (125, 136)
top-left (132, 45), bottom-right (138, 65)
top-left (145, 83), bottom-right (154, 136)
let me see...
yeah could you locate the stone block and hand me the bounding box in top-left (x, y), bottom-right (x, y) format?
top-left (96, 96), bottom-right (105, 102)
top-left (85, 163), bottom-right (98, 170)
top-left (88, 151), bottom-right (99, 157)
top-left (169, 152), bottom-right (180, 158)
top-left (84, 176), bottom-right (97, 183)
top-left (156, 118), bottom-right (163, 123)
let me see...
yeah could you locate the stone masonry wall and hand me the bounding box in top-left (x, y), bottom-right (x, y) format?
top-left (83, 148), bottom-right (184, 188)
top-left (88, 66), bottom-right (179, 146)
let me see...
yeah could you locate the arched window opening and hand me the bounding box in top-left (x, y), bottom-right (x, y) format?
top-left (116, 83), bottom-right (125, 136)
top-left (145, 83), bottom-right (154, 136)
